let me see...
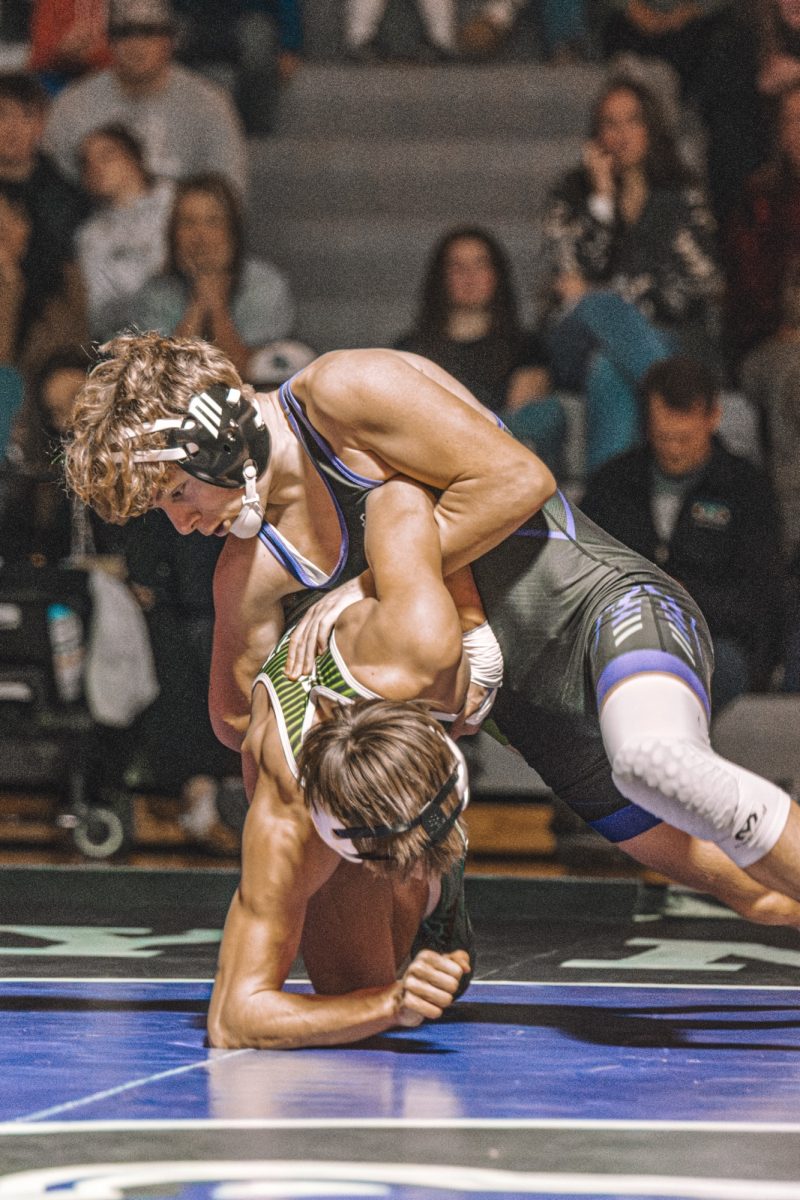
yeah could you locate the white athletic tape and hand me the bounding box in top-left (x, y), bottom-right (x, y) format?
top-left (462, 622), bottom-right (504, 689)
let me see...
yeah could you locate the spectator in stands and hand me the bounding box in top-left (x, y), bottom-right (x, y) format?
top-left (124, 173), bottom-right (294, 377)
top-left (42, 0), bottom-right (246, 195)
top-left (344, 0), bottom-right (457, 61)
top-left (76, 122), bottom-right (173, 340)
top-left (0, 72), bottom-right (89, 261)
top-left (0, 184), bottom-right (89, 398)
top-left (173, 0), bottom-right (303, 135)
top-left (601, 2), bottom-right (735, 101)
top-left (725, 81), bottom-right (800, 364)
top-left (395, 226), bottom-right (566, 473)
top-left (699, 0), bottom-right (800, 226)
top-left (117, 506), bottom-right (241, 852)
top-left (0, 349), bottom-right (91, 565)
top-left (541, 75), bottom-right (722, 472)
top-left (580, 355), bottom-right (785, 709)
top-left (458, 1), bottom-right (589, 62)
top-left (27, 0), bottom-right (112, 94)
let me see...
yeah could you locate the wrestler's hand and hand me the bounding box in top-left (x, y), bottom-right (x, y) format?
top-left (395, 949), bottom-right (470, 1027)
top-left (285, 572), bottom-right (374, 679)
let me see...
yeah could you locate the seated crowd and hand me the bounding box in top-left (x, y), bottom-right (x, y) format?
top-left (0, 0), bottom-right (799, 845)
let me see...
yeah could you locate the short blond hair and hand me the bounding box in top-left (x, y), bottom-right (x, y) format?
top-left (297, 699), bottom-right (467, 878)
top-left (63, 331), bottom-right (251, 523)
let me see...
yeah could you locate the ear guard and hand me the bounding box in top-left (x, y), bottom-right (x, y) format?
top-left (310, 735), bottom-right (470, 863)
top-left (112, 383), bottom-right (271, 538)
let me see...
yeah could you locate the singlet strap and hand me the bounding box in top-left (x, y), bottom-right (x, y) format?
top-left (279, 378), bottom-right (384, 489)
top-left (253, 628), bottom-right (379, 777)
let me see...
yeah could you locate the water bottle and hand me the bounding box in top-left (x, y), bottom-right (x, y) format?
top-left (46, 603), bottom-right (84, 703)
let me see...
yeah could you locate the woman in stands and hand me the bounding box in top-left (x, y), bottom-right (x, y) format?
top-left (125, 172), bottom-right (295, 378)
top-left (395, 226), bottom-right (566, 473)
top-left (0, 183), bottom-right (88, 401)
top-left (541, 75), bottom-right (722, 473)
top-left (76, 122), bottom-right (174, 342)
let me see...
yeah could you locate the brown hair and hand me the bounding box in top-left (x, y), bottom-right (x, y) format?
top-left (78, 122), bottom-right (154, 189)
top-left (166, 173), bottom-right (245, 283)
top-left (62, 330), bottom-right (250, 522)
top-left (639, 355), bottom-right (720, 414)
top-left (297, 699), bottom-right (467, 879)
top-left (589, 75), bottom-right (691, 188)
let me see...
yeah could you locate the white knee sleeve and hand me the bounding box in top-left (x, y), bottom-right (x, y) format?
top-left (600, 675), bottom-right (791, 868)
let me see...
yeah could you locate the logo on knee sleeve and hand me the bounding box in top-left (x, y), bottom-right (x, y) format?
top-left (735, 805), bottom-right (765, 842)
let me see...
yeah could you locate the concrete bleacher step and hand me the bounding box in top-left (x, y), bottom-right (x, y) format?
top-left (292, 296), bottom-right (415, 352)
top-left (273, 63), bottom-right (605, 140)
top-left (257, 216), bottom-right (544, 302)
top-left (254, 58), bottom-right (603, 356)
top-left (248, 135), bottom-right (583, 221)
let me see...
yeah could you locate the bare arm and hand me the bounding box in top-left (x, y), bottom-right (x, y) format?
top-left (334, 478), bottom-right (469, 709)
top-left (297, 349), bottom-right (557, 577)
top-left (209, 538), bottom-right (288, 757)
top-left (207, 701), bottom-right (468, 1050)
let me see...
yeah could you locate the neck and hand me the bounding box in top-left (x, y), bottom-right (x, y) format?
top-left (256, 390), bottom-right (295, 511)
top-left (447, 309), bottom-right (491, 341)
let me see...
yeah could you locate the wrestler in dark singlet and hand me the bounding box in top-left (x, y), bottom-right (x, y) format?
top-left (263, 380), bottom-right (714, 844)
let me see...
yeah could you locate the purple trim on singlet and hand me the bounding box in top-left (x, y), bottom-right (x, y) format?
top-left (279, 379), bottom-right (382, 489)
top-left (255, 379), bottom-right (381, 589)
top-left (589, 804), bottom-right (662, 843)
top-left (596, 649), bottom-right (712, 721)
top-left (511, 490), bottom-right (576, 541)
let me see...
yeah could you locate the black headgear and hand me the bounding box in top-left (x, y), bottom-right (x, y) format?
top-left (112, 383), bottom-right (272, 537)
top-left (172, 384), bottom-right (270, 489)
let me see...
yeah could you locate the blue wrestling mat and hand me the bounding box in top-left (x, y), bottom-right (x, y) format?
top-left (1, 868), bottom-right (799, 1199)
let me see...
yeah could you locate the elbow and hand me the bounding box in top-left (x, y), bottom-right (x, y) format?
top-left (207, 1001), bottom-right (286, 1051)
top-left (515, 453), bottom-right (557, 511)
top-left (210, 702), bottom-right (248, 753)
top-left (207, 1011), bottom-right (303, 1052)
top-left (207, 1011), bottom-right (239, 1049)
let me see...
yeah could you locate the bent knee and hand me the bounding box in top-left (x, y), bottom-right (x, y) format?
top-left (612, 734), bottom-right (736, 838)
top-left (733, 889), bottom-right (800, 927)
top-left (611, 733), bottom-right (791, 867)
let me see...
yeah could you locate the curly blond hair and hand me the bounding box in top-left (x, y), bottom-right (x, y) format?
top-left (63, 331), bottom-right (251, 523)
top-left (297, 699), bottom-right (467, 878)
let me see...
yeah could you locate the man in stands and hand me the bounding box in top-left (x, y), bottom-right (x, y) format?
top-left (581, 355), bottom-right (786, 711)
top-left (43, 0), bottom-right (246, 195)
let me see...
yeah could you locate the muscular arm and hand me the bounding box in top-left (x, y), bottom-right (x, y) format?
top-left (209, 537), bottom-right (288, 759)
top-left (333, 479), bottom-right (470, 710)
top-left (208, 770), bottom-right (397, 1050)
top-left (296, 349), bottom-right (556, 576)
top-left (207, 695), bottom-right (465, 1050)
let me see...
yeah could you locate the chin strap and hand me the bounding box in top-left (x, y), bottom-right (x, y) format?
top-left (229, 461), bottom-right (264, 539)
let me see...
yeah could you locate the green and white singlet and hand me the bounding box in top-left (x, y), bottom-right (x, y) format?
top-left (253, 627), bottom-right (379, 778)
